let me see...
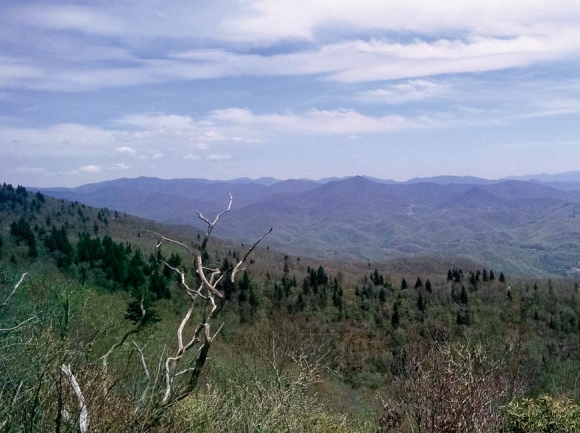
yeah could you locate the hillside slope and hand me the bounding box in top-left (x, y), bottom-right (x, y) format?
top-left (35, 176), bottom-right (580, 277)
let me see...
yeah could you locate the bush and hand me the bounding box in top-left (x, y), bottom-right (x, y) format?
top-left (503, 395), bottom-right (580, 433)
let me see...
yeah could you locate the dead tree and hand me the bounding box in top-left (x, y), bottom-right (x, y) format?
top-left (0, 273), bottom-right (35, 333)
top-left (148, 194), bottom-right (272, 409)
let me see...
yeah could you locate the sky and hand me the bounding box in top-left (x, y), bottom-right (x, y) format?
top-left (1, 0), bottom-right (580, 187)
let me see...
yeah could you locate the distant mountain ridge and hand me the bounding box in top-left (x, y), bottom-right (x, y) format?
top-left (33, 172), bottom-right (580, 277)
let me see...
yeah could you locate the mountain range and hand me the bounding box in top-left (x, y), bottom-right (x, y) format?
top-left (33, 172), bottom-right (580, 277)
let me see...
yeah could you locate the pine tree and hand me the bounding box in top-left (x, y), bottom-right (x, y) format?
top-left (379, 287), bottom-right (387, 304)
top-left (391, 300), bottom-right (401, 329)
top-left (459, 285), bottom-right (469, 305)
top-left (414, 276), bottom-right (423, 289)
top-left (499, 272), bottom-right (506, 283)
top-left (302, 278), bottom-right (311, 295)
top-left (417, 292), bottom-right (426, 311)
top-left (456, 309), bottom-right (471, 326)
top-left (401, 278), bottom-right (408, 290)
top-left (425, 279), bottom-right (432, 293)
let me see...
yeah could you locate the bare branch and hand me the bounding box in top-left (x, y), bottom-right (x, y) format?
top-left (231, 227), bottom-right (273, 281)
top-left (160, 260), bottom-right (206, 300)
top-left (147, 230), bottom-right (195, 257)
top-left (177, 305), bottom-right (195, 355)
top-left (61, 364), bottom-right (89, 433)
top-left (149, 193), bottom-right (271, 409)
top-left (132, 341), bottom-right (150, 381)
top-left (0, 316), bottom-right (36, 333)
top-left (100, 297), bottom-right (146, 372)
top-left (195, 255), bottom-right (224, 298)
top-left (132, 341), bottom-right (151, 412)
top-left (197, 192), bottom-right (232, 252)
top-left (1, 273), bottom-right (28, 308)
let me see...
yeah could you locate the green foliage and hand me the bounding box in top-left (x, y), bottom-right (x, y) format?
top-left (1, 186), bottom-right (580, 431)
top-left (10, 216), bottom-right (37, 257)
top-left (503, 395), bottom-right (580, 432)
top-left (177, 373), bottom-right (372, 432)
top-left (0, 183), bottom-right (28, 207)
top-left (44, 225), bottom-right (73, 267)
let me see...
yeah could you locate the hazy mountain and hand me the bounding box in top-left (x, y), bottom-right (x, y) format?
top-left (405, 175), bottom-right (496, 185)
top-left (227, 177), bottom-right (280, 185)
top-left (504, 171), bottom-right (580, 183)
top-left (35, 174), bottom-right (580, 277)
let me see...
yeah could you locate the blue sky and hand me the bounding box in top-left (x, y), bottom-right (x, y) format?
top-left (2, 0), bottom-right (580, 186)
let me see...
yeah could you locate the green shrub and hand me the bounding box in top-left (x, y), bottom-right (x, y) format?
top-left (503, 395), bottom-right (580, 433)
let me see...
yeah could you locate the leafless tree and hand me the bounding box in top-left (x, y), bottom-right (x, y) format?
top-left (381, 339), bottom-right (523, 433)
top-left (144, 194), bottom-right (272, 412)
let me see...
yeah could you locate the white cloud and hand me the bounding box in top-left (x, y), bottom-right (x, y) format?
top-left (116, 113), bottom-right (195, 130)
top-left (0, 0), bottom-right (579, 98)
top-left (521, 98), bottom-right (580, 118)
top-left (206, 154), bottom-right (232, 161)
top-left (11, 166), bottom-right (45, 174)
top-left (358, 80), bottom-right (449, 104)
top-left (191, 142), bottom-right (210, 150)
top-left (79, 165), bottom-right (101, 173)
top-left (210, 107), bottom-right (421, 135)
top-left (1, 123), bottom-right (114, 156)
top-left (131, 152), bottom-right (163, 160)
top-left (111, 163), bottom-right (130, 169)
top-left (11, 0), bottom-right (580, 45)
top-left (183, 154), bottom-right (200, 160)
top-left (16, 6), bottom-right (125, 36)
top-left (70, 30), bottom-right (580, 87)
top-left (225, 0), bottom-right (580, 43)
top-left (114, 146), bottom-right (137, 154)
top-left (0, 57), bottom-right (42, 86)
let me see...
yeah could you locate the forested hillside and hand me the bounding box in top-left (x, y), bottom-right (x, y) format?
top-left (2, 182), bottom-right (580, 432)
top-left (37, 176), bottom-right (580, 278)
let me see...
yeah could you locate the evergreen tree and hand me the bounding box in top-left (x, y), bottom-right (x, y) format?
top-left (414, 276), bottom-right (423, 289)
top-left (425, 279), bottom-right (432, 293)
top-left (391, 300), bottom-right (401, 329)
top-left (499, 272), bottom-right (506, 284)
top-left (459, 285), bottom-right (469, 305)
top-left (456, 309), bottom-right (471, 326)
top-left (469, 272), bottom-right (477, 288)
top-left (316, 266), bottom-right (328, 286)
top-left (274, 283), bottom-right (284, 308)
top-left (10, 216), bottom-right (37, 257)
top-left (379, 287), bottom-right (387, 304)
top-left (149, 269), bottom-right (170, 299)
top-left (401, 278), bottom-right (408, 290)
top-left (417, 292), bottom-right (426, 311)
top-left (126, 250), bottom-right (146, 291)
top-left (332, 283), bottom-right (343, 309)
top-left (302, 278), bottom-right (311, 296)
top-left (164, 253), bottom-right (182, 278)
